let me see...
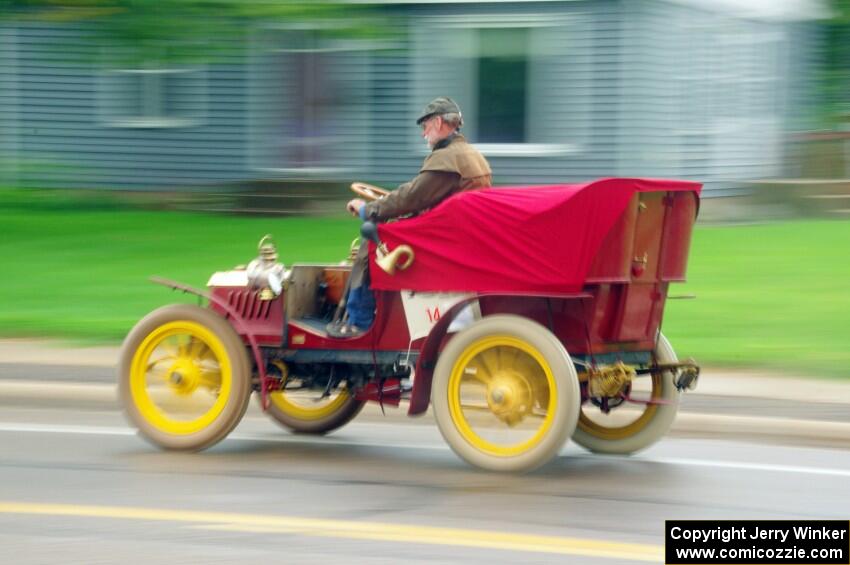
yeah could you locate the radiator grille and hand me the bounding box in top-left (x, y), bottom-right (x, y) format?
top-left (226, 289), bottom-right (273, 320)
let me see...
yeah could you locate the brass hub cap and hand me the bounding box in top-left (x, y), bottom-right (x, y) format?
top-left (167, 359), bottom-right (201, 396)
top-left (486, 370), bottom-right (533, 426)
top-left (447, 335), bottom-right (558, 458)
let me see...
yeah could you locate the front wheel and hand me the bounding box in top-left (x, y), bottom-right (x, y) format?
top-left (571, 333), bottom-right (679, 454)
top-left (119, 304), bottom-right (252, 451)
top-left (432, 315), bottom-right (580, 472)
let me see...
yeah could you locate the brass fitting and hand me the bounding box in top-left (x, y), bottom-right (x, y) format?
top-left (587, 362), bottom-right (635, 398)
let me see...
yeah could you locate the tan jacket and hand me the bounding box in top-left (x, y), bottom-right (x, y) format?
top-left (364, 134), bottom-right (492, 222)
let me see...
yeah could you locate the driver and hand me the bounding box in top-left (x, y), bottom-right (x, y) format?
top-left (328, 96), bottom-right (492, 338)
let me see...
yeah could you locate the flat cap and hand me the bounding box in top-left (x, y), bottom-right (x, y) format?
top-left (416, 96), bottom-right (463, 125)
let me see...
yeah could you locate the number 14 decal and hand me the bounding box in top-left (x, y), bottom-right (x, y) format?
top-left (426, 307), bottom-right (441, 323)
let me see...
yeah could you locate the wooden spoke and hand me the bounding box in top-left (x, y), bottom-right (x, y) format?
top-left (459, 403), bottom-right (495, 413)
top-left (198, 369), bottom-right (222, 390)
top-left (188, 338), bottom-right (209, 360)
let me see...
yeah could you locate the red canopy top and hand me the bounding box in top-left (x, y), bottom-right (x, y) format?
top-left (370, 177), bottom-right (702, 294)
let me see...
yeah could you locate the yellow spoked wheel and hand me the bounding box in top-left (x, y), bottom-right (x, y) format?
top-left (119, 304), bottom-right (251, 451)
top-left (432, 315), bottom-right (579, 472)
top-left (572, 333), bottom-right (679, 455)
top-left (265, 362), bottom-right (364, 434)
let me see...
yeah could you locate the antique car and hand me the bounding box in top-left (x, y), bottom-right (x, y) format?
top-left (119, 177), bottom-right (701, 472)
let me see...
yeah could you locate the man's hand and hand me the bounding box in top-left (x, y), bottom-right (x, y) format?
top-left (346, 198), bottom-right (366, 218)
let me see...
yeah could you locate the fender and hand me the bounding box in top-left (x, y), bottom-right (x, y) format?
top-left (408, 297), bottom-right (479, 416)
top-left (407, 291), bottom-right (594, 416)
top-left (149, 276), bottom-right (273, 409)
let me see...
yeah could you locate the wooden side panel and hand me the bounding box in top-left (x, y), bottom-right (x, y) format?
top-left (609, 283), bottom-right (667, 342)
top-left (477, 291), bottom-right (659, 355)
top-left (659, 191), bottom-right (697, 281)
top-left (323, 266), bottom-right (351, 305)
top-left (630, 192), bottom-right (666, 282)
top-left (285, 290), bottom-right (411, 350)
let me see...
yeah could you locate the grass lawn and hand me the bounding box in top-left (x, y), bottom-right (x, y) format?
top-left (2, 190), bottom-right (848, 377)
top-left (0, 190), bottom-right (354, 341)
top-left (663, 220), bottom-right (850, 377)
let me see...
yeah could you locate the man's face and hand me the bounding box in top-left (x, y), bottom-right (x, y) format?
top-left (421, 115), bottom-right (443, 148)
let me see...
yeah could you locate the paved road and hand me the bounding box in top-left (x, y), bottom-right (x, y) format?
top-left (1, 403), bottom-right (849, 564)
top-left (4, 357), bottom-right (849, 423)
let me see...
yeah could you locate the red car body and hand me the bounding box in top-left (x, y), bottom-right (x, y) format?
top-left (197, 178), bottom-right (700, 414)
top-left (130, 177), bottom-right (702, 471)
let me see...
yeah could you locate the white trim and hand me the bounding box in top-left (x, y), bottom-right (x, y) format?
top-left (255, 167), bottom-right (352, 176)
top-left (419, 13), bottom-right (575, 27)
top-left (105, 118), bottom-right (205, 129)
top-left (477, 143), bottom-right (581, 157)
top-left (254, 19), bottom-right (377, 32)
top-left (416, 142), bottom-right (582, 157)
top-left (97, 65), bottom-right (209, 129)
top-left (344, 0), bottom-right (827, 21)
top-left (110, 68), bottom-right (200, 75)
top-left (662, 0), bottom-right (829, 22)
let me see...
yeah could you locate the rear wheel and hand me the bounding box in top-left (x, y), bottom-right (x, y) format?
top-left (119, 304), bottom-right (252, 451)
top-left (572, 333), bottom-right (679, 454)
top-left (432, 315), bottom-right (580, 472)
top-left (265, 362), bottom-right (364, 434)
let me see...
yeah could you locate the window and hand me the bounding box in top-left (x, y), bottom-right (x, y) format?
top-left (281, 30), bottom-right (345, 169)
top-left (413, 15), bottom-right (588, 156)
top-left (98, 67), bottom-right (207, 128)
top-left (249, 26), bottom-right (372, 174)
top-left (476, 28), bottom-right (529, 143)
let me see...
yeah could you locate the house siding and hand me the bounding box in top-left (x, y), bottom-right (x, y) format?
top-left (5, 22), bottom-right (250, 190)
top-left (372, 0), bottom-right (621, 187)
top-left (1, 2), bottom-right (816, 196)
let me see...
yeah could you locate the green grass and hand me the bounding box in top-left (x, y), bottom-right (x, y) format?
top-left (1, 190), bottom-right (848, 377)
top-left (0, 190), bottom-right (354, 341)
top-left (663, 220), bottom-right (850, 377)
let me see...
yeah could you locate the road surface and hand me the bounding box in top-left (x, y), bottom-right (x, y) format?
top-left (0, 401), bottom-right (848, 564)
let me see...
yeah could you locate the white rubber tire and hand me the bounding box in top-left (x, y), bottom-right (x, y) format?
top-left (432, 315), bottom-right (580, 473)
top-left (119, 304), bottom-right (252, 452)
top-left (263, 391), bottom-right (364, 435)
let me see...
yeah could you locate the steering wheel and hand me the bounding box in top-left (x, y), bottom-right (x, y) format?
top-left (350, 182), bottom-right (390, 202)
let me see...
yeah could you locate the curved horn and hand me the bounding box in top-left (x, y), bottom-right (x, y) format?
top-left (376, 245), bottom-right (415, 275)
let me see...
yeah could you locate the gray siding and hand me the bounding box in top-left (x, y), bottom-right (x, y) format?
top-left (1, 2), bottom-right (815, 196)
top-left (368, 0), bottom-right (803, 194)
top-left (5, 22), bottom-right (250, 190)
top-left (619, 1), bottom-right (794, 195)
top-left (0, 27), bottom-right (21, 186)
top-left (248, 29), bottom-right (373, 178)
top-left (369, 0), bottom-right (622, 188)
top-left (369, 49), bottom-right (420, 185)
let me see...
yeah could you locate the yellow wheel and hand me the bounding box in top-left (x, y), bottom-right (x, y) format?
top-left (119, 304), bottom-right (251, 451)
top-left (265, 362), bottom-right (364, 434)
top-left (572, 333), bottom-right (679, 454)
top-left (432, 315), bottom-right (580, 472)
